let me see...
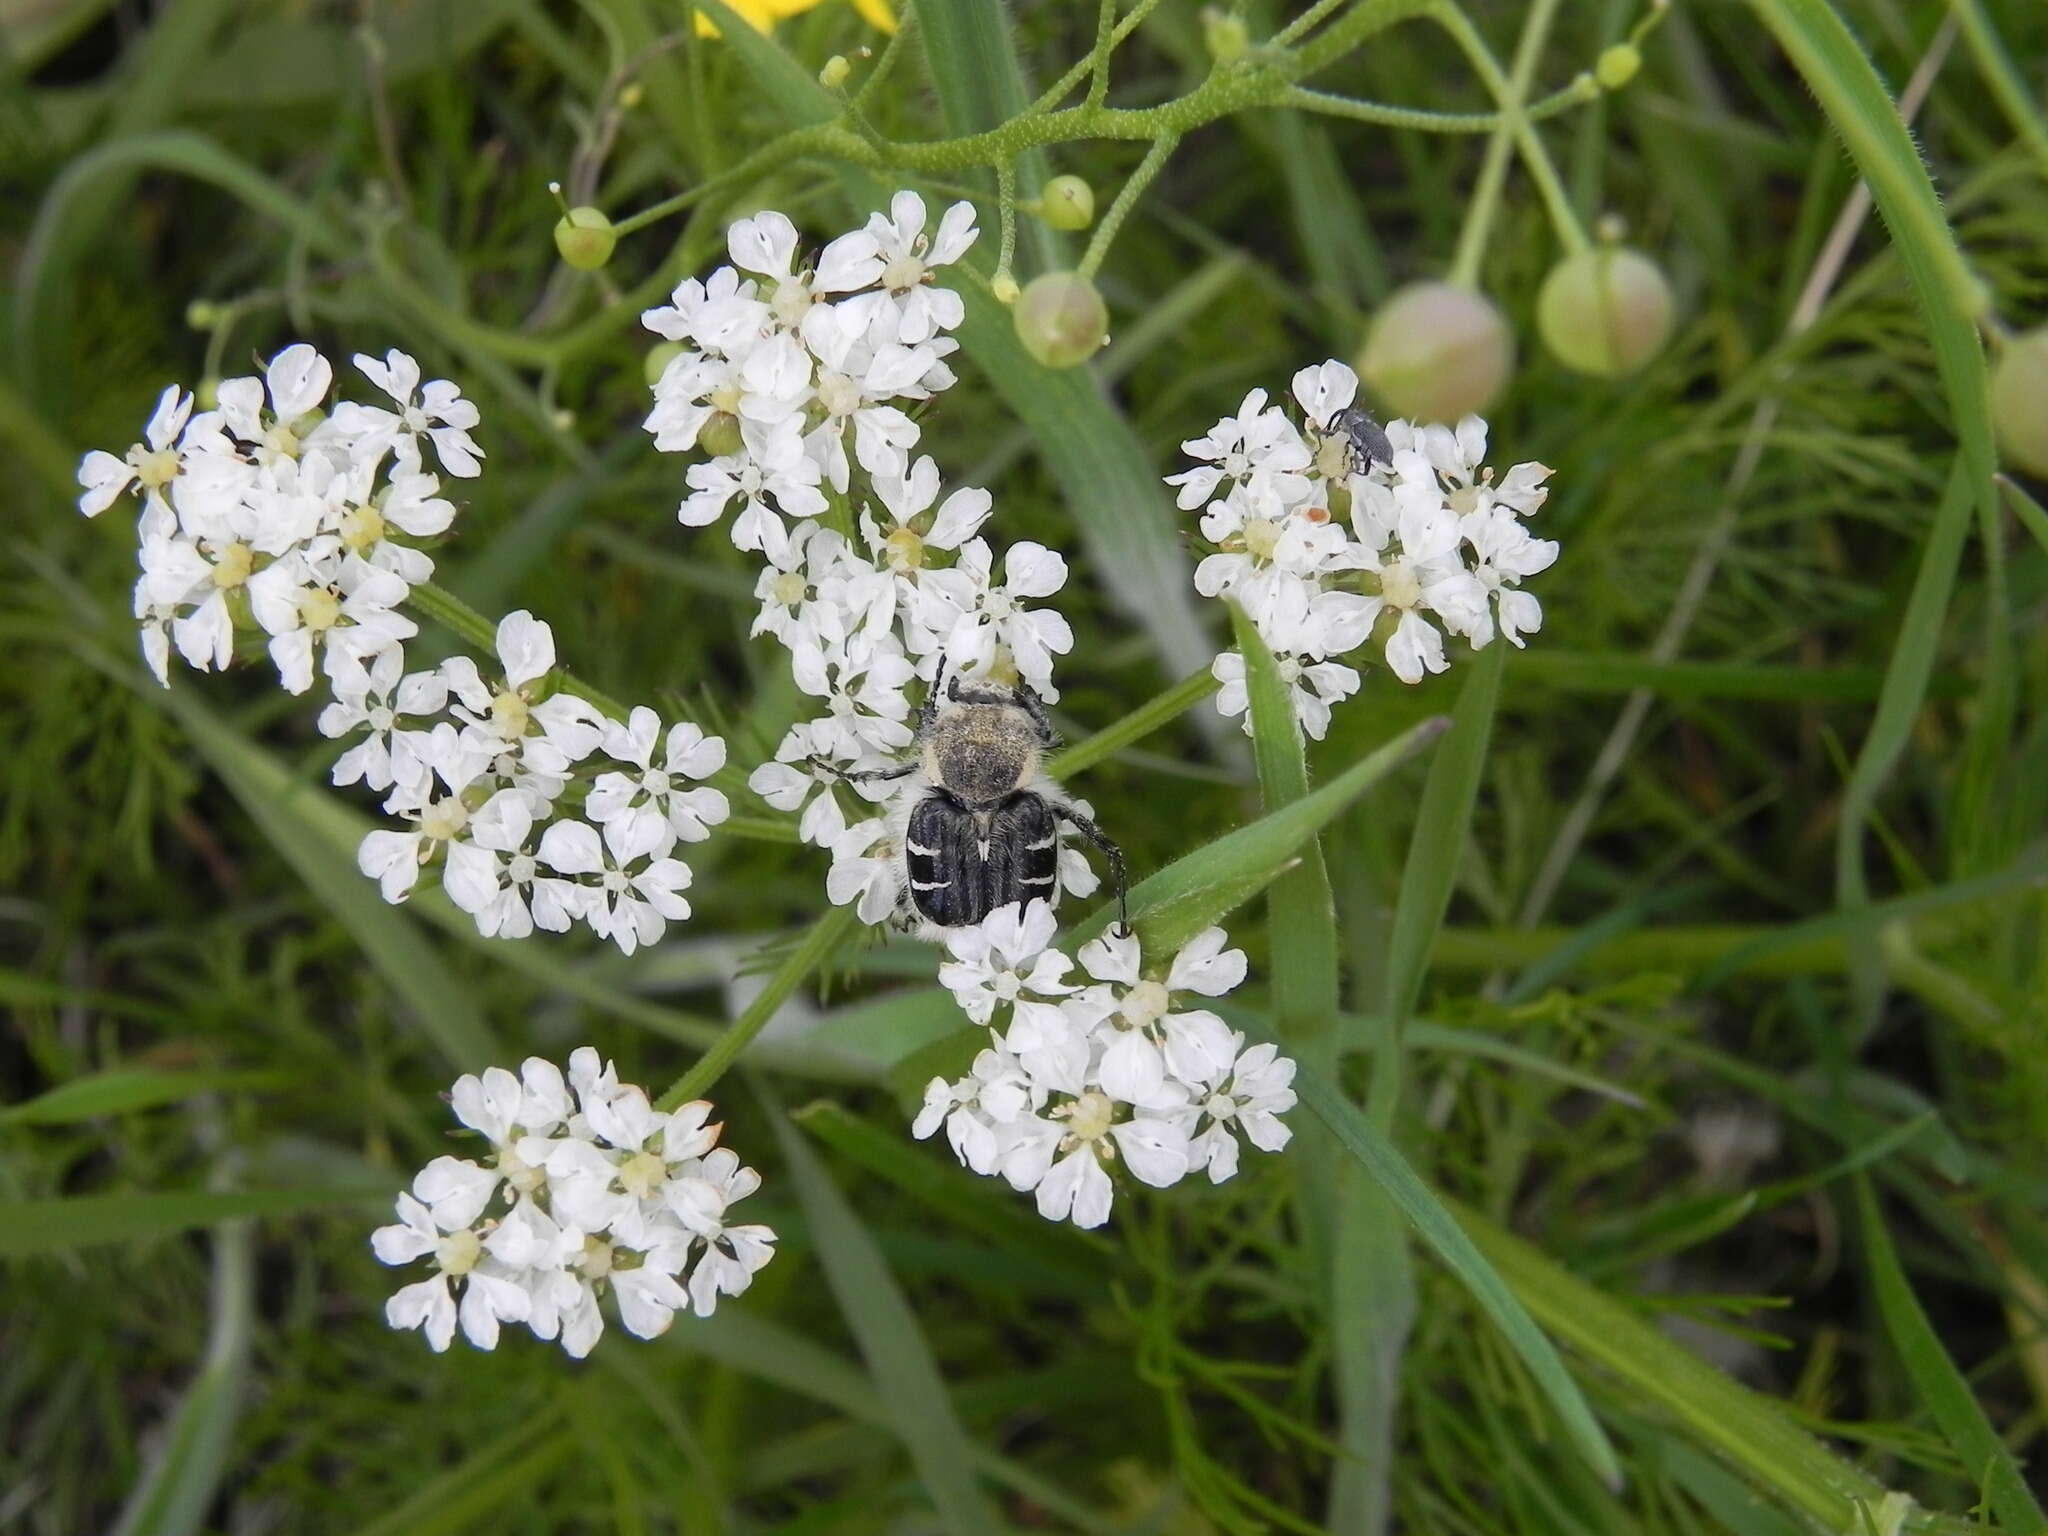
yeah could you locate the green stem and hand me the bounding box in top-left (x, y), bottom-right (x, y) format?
top-left (1046, 666), bottom-right (1220, 779)
top-left (1442, 0), bottom-right (1585, 289)
top-left (994, 158), bottom-right (1018, 285)
top-left (1024, 0), bottom-right (1166, 116)
top-left (1079, 132), bottom-right (1178, 277)
top-left (1283, 75), bottom-right (1596, 133)
top-left (655, 904), bottom-right (861, 1110)
top-left (1272, 0), bottom-right (1359, 48)
top-left (1085, 0), bottom-right (1118, 108)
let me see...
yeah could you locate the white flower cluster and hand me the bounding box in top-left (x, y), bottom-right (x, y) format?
top-left (79, 345), bottom-right (477, 694)
top-left (1169, 360), bottom-right (1558, 739)
top-left (641, 193), bottom-right (1088, 923)
top-left (81, 346), bottom-right (731, 954)
top-left (372, 1048), bottom-right (775, 1356)
top-left (915, 902), bottom-right (1297, 1228)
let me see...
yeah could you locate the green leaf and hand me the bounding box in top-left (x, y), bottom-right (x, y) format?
top-left (0, 1068), bottom-right (280, 1126)
top-left (0, 1186), bottom-right (387, 1256)
top-left (1855, 1175), bottom-right (2048, 1533)
top-left (1069, 714), bottom-right (1449, 954)
top-left (1292, 1060), bottom-right (1622, 1487)
top-left (773, 1096), bottom-right (1000, 1534)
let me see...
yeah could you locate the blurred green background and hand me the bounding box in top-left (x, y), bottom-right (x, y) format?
top-left (5, 0), bottom-right (2048, 1531)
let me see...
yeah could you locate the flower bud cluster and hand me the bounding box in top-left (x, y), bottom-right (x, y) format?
top-left (372, 1048), bottom-right (775, 1355)
top-left (917, 901), bottom-right (1297, 1228)
top-left (80, 347), bottom-right (730, 953)
top-left (641, 193), bottom-right (1099, 924)
top-left (1167, 359), bottom-right (1559, 740)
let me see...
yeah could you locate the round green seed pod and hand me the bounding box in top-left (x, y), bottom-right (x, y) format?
top-left (553, 206), bottom-right (617, 271)
top-left (1992, 327), bottom-right (2048, 478)
top-left (1358, 281), bottom-right (1515, 422)
top-left (644, 341), bottom-right (685, 388)
top-left (1037, 175), bottom-right (1096, 231)
top-left (1014, 272), bottom-right (1109, 369)
top-left (1595, 43), bottom-right (1641, 91)
top-left (1536, 246), bottom-right (1675, 376)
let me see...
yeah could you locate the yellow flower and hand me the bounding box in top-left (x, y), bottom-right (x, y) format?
top-left (695, 0), bottom-right (895, 38)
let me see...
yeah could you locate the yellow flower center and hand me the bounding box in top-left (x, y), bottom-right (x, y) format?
top-left (434, 1228), bottom-right (481, 1276)
top-left (340, 505), bottom-right (388, 554)
top-left (134, 446), bottom-right (182, 491)
top-left (1378, 559), bottom-right (1422, 611)
top-left (883, 526), bottom-right (925, 572)
top-left (771, 571), bottom-right (809, 607)
top-left (579, 1233), bottom-right (614, 1278)
top-left (1120, 979), bottom-right (1170, 1030)
top-left (618, 1149), bottom-right (668, 1199)
top-left (420, 797), bottom-right (470, 842)
top-left (211, 541), bottom-right (254, 589)
top-left (298, 587), bottom-right (343, 633)
top-left (491, 688), bottom-right (531, 739)
top-left (1242, 517), bottom-right (1283, 561)
top-left (1066, 1090), bottom-right (1115, 1142)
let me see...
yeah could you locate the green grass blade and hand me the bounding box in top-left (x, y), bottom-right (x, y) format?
top-left (1230, 604), bottom-right (1337, 1037)
top-left (0, 1068), bottom-right (280, 1126)
top-left (1068, 714), bottom-right (1449, 953)
top-left (343, 1409), bottom-right (573, 1536)
top-left (1293, 1060), bottom-right (1622, 1488)
top-left (1383, 641), bottom-right (1503, 1038)
top-left (1455, 1199), bottom-right (1978, 1534)
top-left (1743, 0), bottom-right (1998, 1029)
top-left (1228, 608), bottom-right (1406, 1530)
top-left (0, 1186), bottom-right (386, 1256)
top-left (1854, 1174), bottom-right (2048, 1533)
top-left (111, 1218), bottom-right (255, 1536)
top-left (773, 1096), bottom-right (1001, 1534)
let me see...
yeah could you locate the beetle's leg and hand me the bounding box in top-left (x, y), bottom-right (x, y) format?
top-left (807, 757), bottom-right (916, 784)
top-left (1057, 807), bottom-right (1129, 935)
top-left (1014, 681), bottom-right (1062, 748)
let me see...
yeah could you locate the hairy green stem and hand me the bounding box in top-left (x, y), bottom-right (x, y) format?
top-left (1080, 133), bottom-right (1179, 277)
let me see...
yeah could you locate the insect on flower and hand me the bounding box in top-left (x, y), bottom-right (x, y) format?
top-left (814, 666), bottom-right (1127, 937)
top-left (1330, 403), bottom-right (1394, 474)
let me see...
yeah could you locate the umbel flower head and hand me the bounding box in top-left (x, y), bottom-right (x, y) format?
top-left (371, 1048), bottom-right (776, 1356)
top-left (1169, 359), bottom-right (1557, 740)
top-left (919, 901), bottom-right (1298, 1228)
top-left (79, 347), bottom-right (732, 955)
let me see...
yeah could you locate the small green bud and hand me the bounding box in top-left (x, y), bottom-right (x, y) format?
top-left (618, 82), bottom-right (644, 110)
top-left (819, 54), bottom-right (851, 88)
top-left (700, 412), bottom-right (744, 459)
top-left (1991, 327), bottom-right (2048, 478)
top-left (1358, 281), bottom-right (1515, 423)
top-left (991, 272), bottom-right (1021, 305)
top-left (185, 300), bottom-right (223, 330)
top-left (1014, 272), bottom-right (1109, 369)
top-left (1594, 43), bottom-right (1641, 91)
top-left (644, 341), bottom-right (685, 388)
top-left (1037, 175), bottom-right (1095, 231)
top-left (553, 206), bottom-right (617, 270)
top-left (1536, 246), bottom-right (1675, 377)
top-left (1201, 6), bottom-right (1252, 64)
